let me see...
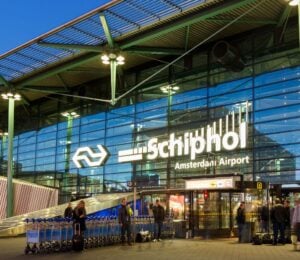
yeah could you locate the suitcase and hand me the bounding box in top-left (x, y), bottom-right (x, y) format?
top-left (262, 233), bottom-right (273, 244)
top-left (72, 223), bottom-right (84, 251)
top-left (252, 234), bottom-right (262, 245)
top-left (136, 230), bottom-right (151, 243)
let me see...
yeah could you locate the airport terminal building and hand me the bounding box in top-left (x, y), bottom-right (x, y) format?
top-left (0, 0), bottom-right (300, 237)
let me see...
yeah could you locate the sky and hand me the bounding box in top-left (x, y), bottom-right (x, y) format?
top-left (0, 0), bottom-right (110, 55)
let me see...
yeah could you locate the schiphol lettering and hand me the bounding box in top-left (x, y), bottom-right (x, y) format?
top-left (174, 156), bottom-right (250, 170)
top-left (147, 121), bottom-right (247, 161)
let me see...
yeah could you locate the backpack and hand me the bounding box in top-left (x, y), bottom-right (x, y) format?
top-left (252, 235), bottom-right (262, 245)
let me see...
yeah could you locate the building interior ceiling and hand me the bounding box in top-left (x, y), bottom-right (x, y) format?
top-left (0, 0), bottom-right (297, 130)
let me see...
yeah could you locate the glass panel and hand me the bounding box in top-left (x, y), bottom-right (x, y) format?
top-left (254, 104), bottom-right (300, 123)
top-left (255, 118), bottom-right (300, 134)
top-left (169, 195), bottom-right (185, 220)
top-left (197, 192), bottom-right (219, 230)
top-left (209, 77), bottom-right (252, 97)
top-left (255, 92), bottom-right (300, 111)
top-left (220, 193), bottom-right (230, 229)
top-left (254, 66), bottom-right (300, 87)
top-left (255, 78), bottom-right (300, 99)
top-left (209, 89), bottom-right (252, 107)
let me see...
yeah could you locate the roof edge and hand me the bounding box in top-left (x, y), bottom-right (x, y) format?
top-left (0, 0), bottom-right (123, 59)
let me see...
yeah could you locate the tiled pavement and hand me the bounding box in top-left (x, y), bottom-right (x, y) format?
top-left (1, 236), bottom-right (300, 260)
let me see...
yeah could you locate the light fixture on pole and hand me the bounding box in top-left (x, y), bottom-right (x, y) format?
top-left (160, 84), bottom-right (180, 94)
top-left (1, 91), bottom-right (21, 218)
top-left (288, 0), bottom-right (299, 6)
top-left (61, 111), bottom-right (80, 118)
top-left (101, 53), bottom-right (125, 105)
top-left (61, 111), bottom-right (80, 201)
top-left (101, 53), bottom-right (125, 65)
top-left (285, 0), bottom-right (300, 48)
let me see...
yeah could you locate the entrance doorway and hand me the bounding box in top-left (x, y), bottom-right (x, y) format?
top-left (140, 187), bottom-right (265, 239)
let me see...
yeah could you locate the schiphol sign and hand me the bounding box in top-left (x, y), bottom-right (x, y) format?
top-left (118, 110), bottom-right (250, 169)
top-left (72, 108), bottom-right (250, 169)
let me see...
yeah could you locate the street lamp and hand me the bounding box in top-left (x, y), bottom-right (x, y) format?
top-left (1, 91), bottom-right (21, 217)
top-left (288, 0), bottom-right (299, 6)
top-left (100, 53), bottom-right (125, 105)
top-left (160, 84), bottom-right (179, 95)
top-left (285, 0), bottom-right (300, 46)
top-left (61, 111), bottom-right (80, 202)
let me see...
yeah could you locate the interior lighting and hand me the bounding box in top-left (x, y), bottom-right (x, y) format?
top-left (101, 53), bottom-right (125, 65)
top-left (0, 132), bottom-right (8, 136)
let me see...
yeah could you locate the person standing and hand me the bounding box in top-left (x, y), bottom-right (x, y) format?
top-left (73, 200), bottom-right (87, 235)
top-left (292, 198), bottom-right (300, 244)
top-left (64, 202), bottom-right (73, 218)
top-left (271, 198), bottom-right (286, 245)
top-left (284, 200), bottom-right (291, 243)
top-left (259, 203), bottom-right (269, 233)
top-left (236, 201), bottom-right (246, 243)
top-left (118, 198), bottom-right (132, 246)
top-left (152, 199), bottom-right (165, 242)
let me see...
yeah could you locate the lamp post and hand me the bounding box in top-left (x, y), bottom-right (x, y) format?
top-left (61, 111), bottom-right (80, 202)
top-left (101, 53), bottom-right (125, 105)
top-left (287, 0), bottom-right (300, 46)
top-left (1, 92), bottom-right (21, 218)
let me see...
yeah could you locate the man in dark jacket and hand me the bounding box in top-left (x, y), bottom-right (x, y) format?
top-left (236, 201), bottom-right (246, 243)
top-left (118, 198), bottom-right (132, 246)
top-left (152, 199), bottom-right (165, 242)
top-left (271, 198), bottom-right (286, 245)
top-left (258, 203), bottom-right (269, 232)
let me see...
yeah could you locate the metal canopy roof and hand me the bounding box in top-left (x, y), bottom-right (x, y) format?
top-left (0, 0), bottom-right (211, 82)
top-left (0, 0), bottom-right (296, 113)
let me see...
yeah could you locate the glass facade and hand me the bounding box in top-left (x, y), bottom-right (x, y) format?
top-left (0, 51), bottom-right (300, 204)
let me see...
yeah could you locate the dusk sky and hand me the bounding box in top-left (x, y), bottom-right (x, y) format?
top-left (0, 0), bottom-right (110, 55)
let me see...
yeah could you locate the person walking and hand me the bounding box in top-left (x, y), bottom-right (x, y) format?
top-left (118, 198), bottom-right (132, 246)
top-left (152, 199), bottom-right (165, 242)
top-left (236, 201), bottom-right (246, 243)
top-left (271, 198), bottom-right (286, 245)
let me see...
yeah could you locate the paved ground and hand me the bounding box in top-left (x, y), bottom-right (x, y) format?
top-left (1, 236), bottom-right (300, 260)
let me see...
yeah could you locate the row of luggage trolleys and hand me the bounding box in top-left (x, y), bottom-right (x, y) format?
top-left (24, 216), bottom-right (175, 254)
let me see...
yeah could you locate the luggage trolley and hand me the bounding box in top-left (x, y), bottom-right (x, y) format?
top-left (100, 217), bottom-right (109, 246)
top-left (162, 216), bottom-right (175, 239)
top-left (60, 218), bottom-right (73, 251)
top-left (84, 217), bottom-right (94, 248)
top-left (51, 218), bottom-right (63, 252)
top-left (24, 218), bottom-right (39, 254)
